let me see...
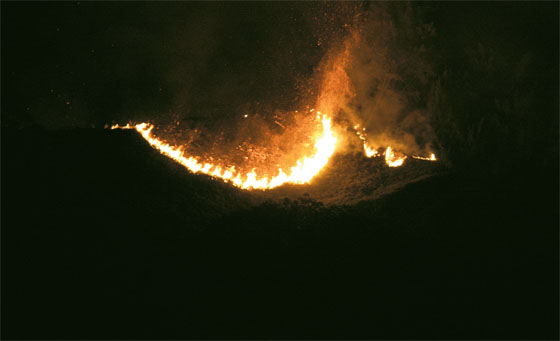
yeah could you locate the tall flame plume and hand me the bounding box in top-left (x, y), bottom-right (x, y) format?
top-left (109, 25), bottom-right (436, 190)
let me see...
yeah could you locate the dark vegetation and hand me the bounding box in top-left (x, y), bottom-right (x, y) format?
top-left (424, 2), bottom-right (559, 174)
top-left (2, 127), bottom-right (558, 339)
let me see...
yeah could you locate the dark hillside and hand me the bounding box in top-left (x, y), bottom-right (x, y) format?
top-left (2, 127), bottom-right (557, 339)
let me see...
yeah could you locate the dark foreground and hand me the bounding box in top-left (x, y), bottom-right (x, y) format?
top-left (2, 127), bottom-right (558, 339)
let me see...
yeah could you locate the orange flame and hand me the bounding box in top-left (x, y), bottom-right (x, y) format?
top-left (111, 114), bottom-right (336, 190)
top-left (108, 27), bottom-right (437, 190)
top-left (354, 124), bottom-right (404, 166)
top-left (363, 143), bottom-right (379, 158)
top-left (412, 154), bottom-right (437, 161)
top-left (384, 146), bottom-right (406, 167)
top-left (353, 124), bottom-right (435, 167)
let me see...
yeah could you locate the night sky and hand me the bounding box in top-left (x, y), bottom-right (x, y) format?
top-left (3, 2), bottom-right (338, 128)
top-left (3, 2), bottom-right (557, 169)
top-left (2, 1), bottom-right (558, 339)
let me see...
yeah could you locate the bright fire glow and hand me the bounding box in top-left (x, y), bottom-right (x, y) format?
top-left (363, 143), bottom-right (379, 157)
top-left (384, 146), bottom-right (406, 167)
top-left (109, 28), bottom-right (437, 191)
top-left (353, 123), bottom-right (435, 167)
top-left (412, 154), bottom-right (437, 161)
top-left (111, 114), bottom-right (337, 190)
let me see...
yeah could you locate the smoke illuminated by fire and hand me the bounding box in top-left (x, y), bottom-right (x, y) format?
top-left (111, 112), bottom-right (336, 190)
top-left (109, 9), bottom-right (437, 191)
top-left (352, 123), bottom-right (431, 167)
top-left (111, 114), bottom-right (435, 188)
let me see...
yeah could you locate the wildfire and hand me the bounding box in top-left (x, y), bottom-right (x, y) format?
top-left (363, 144), bottom-right (435, 167)
top-left (412, 154), bottom-right (437, 161)
top-left (362, 143), bottom-right (406, 167)
top-left (384, 146), bottom-right (406, 167)
top-left (107, 27), bottom-right (437, 191)
top-left (353, 123), bottom-right (435, 167)
top-left (109, 116), bottom-right (436, 190)
top-left (363, 143), bottom-right (379, 158)
top-left (111, 113), bottom-right (337, 190)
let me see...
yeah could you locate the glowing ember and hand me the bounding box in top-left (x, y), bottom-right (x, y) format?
top-left (111, 114), bottom-right (336, 190)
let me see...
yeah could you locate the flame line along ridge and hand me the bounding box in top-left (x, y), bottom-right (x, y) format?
top-left (352, 123), bottom-right (437, 167)
top-left (110, 114), bottom-right (337, 190)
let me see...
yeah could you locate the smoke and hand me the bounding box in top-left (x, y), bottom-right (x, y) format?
top-left (5, 2), bottom-right (437, 159)
top-left (332, 3), bottom-right (437, 156)
top-left (150, 2), bottom-right (440, 166)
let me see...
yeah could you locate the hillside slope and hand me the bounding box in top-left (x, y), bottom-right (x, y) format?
top-left (2, 127), bottom-right (558, 339)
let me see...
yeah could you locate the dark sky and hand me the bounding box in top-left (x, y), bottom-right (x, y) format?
top-left (2, 1), bottom-right (558, 171)
top-left (2, 2), bottom-right (351, 129)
